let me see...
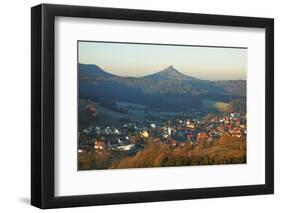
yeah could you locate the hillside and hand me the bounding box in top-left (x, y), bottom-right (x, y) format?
top-left (111, 135), bottom-right (246, 169)
top-left (78, 134), bottom-right (246, 170)
top-left (79, 63), bottom-right (246, 114)
top-left (79, 63), bottom-right (117, 78)
top-left (143, 65), bottom-right (198, 81)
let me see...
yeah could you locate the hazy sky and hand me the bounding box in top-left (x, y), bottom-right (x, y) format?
top-left (78, 41), bottom-right (247, 80)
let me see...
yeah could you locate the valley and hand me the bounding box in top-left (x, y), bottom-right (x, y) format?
top-left (78, 63), bottom-right (247, 170)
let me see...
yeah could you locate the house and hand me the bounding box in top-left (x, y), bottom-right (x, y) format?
top-left (150, 123), bottom-right (156, 128)
top-left (117, 138), bottom-right (123, 145)
top-left (210, 130), bottom-right (222, 138)
top-left (78, 149), bottom-right (85, 153)
top-left (186, 134), bottom-right (194, 142)
top-left (114, 128), bottom-right (120, 135)
top-left (162, 133), bottom-right (169, 138)
top-left (117, 144), bottom-right (136, 151)
top-left (179, 142), bottom-right (187, 147)
top-left (230, 113), bottom-right (240, 120)
top-left (95, 126), bottom-right (101, 134)
top-left (162, 127), bottom-right (172, 137)
top-left (85, 104), bottom-right (97, 116)
top-left (207, 136), bottom-right (213, 141)
top-left (83, 127), bottom-right (92, 134)
top-left (223, 116), bottom-right (230, 124)
top-left (187, 123), bottom-right (195, 129)
top-left (197, 132), bottom-right (209, 141)
top-left (141, 130), bottom-right (149, 138)
top-left (229, 127), bottom-right (242, 134)
top-left (232, 133), bottom-right (242, 138)
top-left (94, 141), bottom-right (106, 150)
top-left (217, 126), bottom-right (225, 132)
top-left (239, 124), bottom-right (246, 129)
top-left (162, 127), bottom-right (171, 138)
top-left (167, 138), bottom-right (177, 146)
top-left (153, 138), bottom-right (161, 143)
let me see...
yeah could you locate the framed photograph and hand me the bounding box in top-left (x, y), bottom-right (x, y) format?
top-left (31, 4), bottom-right (274, 209)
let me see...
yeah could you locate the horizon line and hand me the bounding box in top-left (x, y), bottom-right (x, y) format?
top-left (79, 63), bottom-right (246, 81)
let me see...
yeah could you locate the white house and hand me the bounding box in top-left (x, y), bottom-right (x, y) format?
top-left (150, 123), bottom-right (156, 128)
top-left (117, 144), bottom-right (135, 151)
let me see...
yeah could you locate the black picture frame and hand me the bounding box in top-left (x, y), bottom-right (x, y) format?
top-left (31, 3), bottom-right (274, 209)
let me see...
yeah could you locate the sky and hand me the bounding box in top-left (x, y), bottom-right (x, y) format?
top-left (78, 41), bottom-right (247, 80)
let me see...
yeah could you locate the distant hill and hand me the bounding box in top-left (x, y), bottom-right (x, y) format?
top-left (78, 63), bottom-right (246, 113)
top-left (143, 65), bottom-right (198, 81)
top-left (79, 64), bottom-right (117, 78)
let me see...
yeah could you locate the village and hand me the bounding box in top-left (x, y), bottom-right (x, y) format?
top-left (78, 112), bottom-right (247, 155)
